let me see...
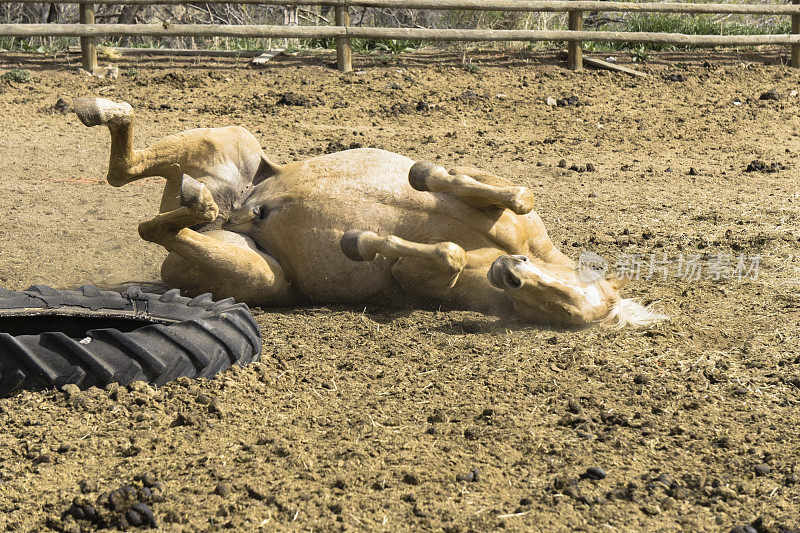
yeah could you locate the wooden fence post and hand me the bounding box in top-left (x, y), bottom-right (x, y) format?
top-left (567, 9), bottom-right (583, 70)
top-left (79, 3), bottom-right (97, 72)
top-left (792, 0), bottom-right (800, 67)
top-left (335, 4), bottom-right (352, 72)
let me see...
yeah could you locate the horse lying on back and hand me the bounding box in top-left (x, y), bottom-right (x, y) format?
top-left (75, 97), bottom-right (667, 328)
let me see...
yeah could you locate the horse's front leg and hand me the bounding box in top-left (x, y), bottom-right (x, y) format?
top-left (140, 175), bottom-right (293, 307)
top-left (341, 231), bottom-right (512, 310)
top-left (341, 230), bottom-right (466, 289)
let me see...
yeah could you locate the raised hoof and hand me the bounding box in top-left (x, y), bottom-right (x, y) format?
top-left (74, 97), bottom-right (133, 127)
top-left (180, 174), bottom-right (205, 207)
top-left (180, 175), bottom-right (218, 222)
top-left (340, 230), bottom-right (367, 261)
top-left (409, 161), bottom-right (444, 192)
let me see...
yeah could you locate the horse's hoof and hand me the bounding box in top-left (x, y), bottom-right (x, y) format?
top-left (340, 230), bottom-right (368, 261)
top-left (409, 161), bottom-right (444, 192)
top-left (180, 174), bottom-right (205, 208)
top-left (180, 175), bottom-right (218, 222)
top-left (74, 97), bottom-right (132, 127)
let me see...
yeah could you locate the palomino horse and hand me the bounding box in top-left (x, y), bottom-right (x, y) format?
top-left (75, 97), bottom-right (667, 328)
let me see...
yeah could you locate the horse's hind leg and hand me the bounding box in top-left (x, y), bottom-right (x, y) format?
top-left (75, 97), bottom-right (278, 212)
top-left (409, 162), bottom-right (535, 214)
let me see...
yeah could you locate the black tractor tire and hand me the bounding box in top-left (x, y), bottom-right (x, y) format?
top-left (0, 285), bottom-right (262, 397)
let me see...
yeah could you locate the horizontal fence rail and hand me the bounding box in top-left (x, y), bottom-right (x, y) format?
top-left (2, 1), bottom-right (799, 72)
top-left (6, 0), bottom-right (800, 14)
top-left (4, 24), bottom-right (800, 45)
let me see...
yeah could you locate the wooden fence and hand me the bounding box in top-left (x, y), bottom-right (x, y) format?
top-left (2, 0), bottom-right (800, 73)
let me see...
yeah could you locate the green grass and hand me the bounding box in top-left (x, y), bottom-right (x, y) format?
top-left (462, 60), bottom-right (481, 73)
top-left (353, 39), bottom-right (417, 54)
top-left (588, 13), bottom-right (792, 52)
top-left (1, 68), bottom-right (31, 83)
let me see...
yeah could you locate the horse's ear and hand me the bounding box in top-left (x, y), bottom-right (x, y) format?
top-left (606, 273), bottom-right (631, 291)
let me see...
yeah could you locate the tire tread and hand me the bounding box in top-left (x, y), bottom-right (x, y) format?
top-left (0, 286), bottom-right (261, 396)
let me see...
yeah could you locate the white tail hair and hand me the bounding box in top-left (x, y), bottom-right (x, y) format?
top-left (603, 298), bottom-right (669, 328)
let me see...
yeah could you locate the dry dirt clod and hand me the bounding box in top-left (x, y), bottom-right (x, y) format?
top-left (215, 482), bottom-right (232, 497)
top-left (79, 479), bottom-right (98, 494)
top-left (246, 484), bottom-right (271, 501)
top-left (759, 89), bottom-right (780, 100)
top-left (568, 399), bottom-right (582, 414)
top-left (171, 411), bottom-right (203, 427)
top-left (60, 384), bottom-right (80, 397)
top-left (456, 469), bottom-right (480, 483)
top-left (277, 92), bottom-right (317, 107)
top-left (582, 467), bottom-right (607, 481)
top-left (133, 473), bottom-right (159, 489)
top-left (402, 473), bottom-right (421, 486)
top-left (745, 160), bottom-right (786, 173)
top-left (754, 464), bottom-right (771, 476)
top-left (656, 474), bottom-right (674, 487)
top-left (553, 476), bottom-right (572, 491)
top-left (195, 393), bottom-right (212, 405)
top-left (640, 504), bottom-right (660, 516)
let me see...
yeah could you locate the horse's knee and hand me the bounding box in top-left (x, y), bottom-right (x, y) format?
top-left (434, 242), bottom-right (467, 273)
top-left (138, 219), bottom-right (161, 243)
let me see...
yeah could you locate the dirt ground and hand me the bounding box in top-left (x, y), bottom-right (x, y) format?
top-left (1, 47), bottom-right (799, 532)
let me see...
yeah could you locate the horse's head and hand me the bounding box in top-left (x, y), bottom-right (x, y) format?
top-left (488, 255), bottom-right (667, 327)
